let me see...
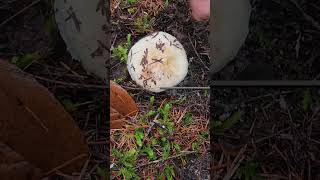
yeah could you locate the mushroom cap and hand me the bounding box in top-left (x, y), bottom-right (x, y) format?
top-left (127, 31), bottom-right (188, 92)
top-left (211, 0), bottom-right (251, 74)
top-left (54, 0), bottom-right (108, 81)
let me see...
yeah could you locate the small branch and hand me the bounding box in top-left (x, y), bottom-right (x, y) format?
top-left (223, 145), bottom-right (247, 180)
top-left (136, 151), bottom-right (197, 169)
top-left (45, 153), bottom-right (88, 175)
top-left (0, 0), bottom-right (42, 27)
top-left (33, 75), bottom-right (107, 89)
top-left (78, 156), bottom-right (90, 180)
top-left (188, 33), bottom-right (209, 71)
top-left (146, 113), bottom-right (160, 135)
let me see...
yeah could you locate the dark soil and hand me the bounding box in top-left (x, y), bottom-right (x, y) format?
top-left (211, 0), bottom-right (320, 80)
top-left (210, 87), bottom-right (320, 179)
top-left (0, 0), bottom-right (107, 179)
top-left (180, 153), bottom-right (211, 180)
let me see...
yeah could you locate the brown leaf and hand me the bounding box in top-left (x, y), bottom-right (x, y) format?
top-left (0, 143), bottom-right (43, 180)
top-left (110, 81), bottom-right (138, 129)
top-left (0, 60), bottom-right (89, 175)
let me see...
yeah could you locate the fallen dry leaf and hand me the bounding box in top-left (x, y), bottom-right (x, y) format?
top-left (0, 60), bottom-right (89, 175)
top-left (0, 143), bottom-right (43, 180)
top-left (110, 81), bottom-right (138, 129)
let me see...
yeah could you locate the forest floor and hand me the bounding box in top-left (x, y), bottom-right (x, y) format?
top-left (110, 0), bottom-right (210, 179)
top-left (211, 88), bottom-right (320, 179)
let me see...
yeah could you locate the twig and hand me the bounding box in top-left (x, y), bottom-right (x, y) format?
top-left (88, 164), bottom-right (99, 175)
top-left (259, 174), bottom-right (288, 179)
top-left (0, 0), bottom-right (42, 27)
top-left (295, 31), bottom-right (301, 59)
top-left (33, 75), bottom-right (107, 89)
top-left (273, 145), bottom-right (293, 171)
top-left (177, 107), bottom-right (189, 124)
top-left (84, 112), bottom-right (90, 129)
top-left (288, 0), bottom-right (320, 31)
top-left (146, 113), bottom-right (160, 135)
top-left (136, 151), bottom-right (197, 168)
top-left (119, 85), bottom-right (145, 90)
top-left (223, 145), bottom-right (247, 180)
top-left (78, 157), bottom-right (90, 180)
top-left (45, 153), bottom-right (88, 175)
top-left (87, 141), bottom-right (107, 145)
top-left (59, 62), bottom-right (85, 79)
top-left (244, 90), bottom-right (294, 103)
top-left (188, 33), bottom-right (209, 71)
top-left (160, 86), bottom-right (210, 90)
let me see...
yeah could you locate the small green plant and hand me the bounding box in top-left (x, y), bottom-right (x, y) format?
top-left (191, 137), bottom-right (203, 151)
top-left (183, 112), bottom-right (193, 126)
top-left (135, 14), bottom-right (154, 33)
top-left (111, 33), bottom-right (132, 62)
top-left (96, 166), bottom-right (109, 178)
top-left (213, 111), bottom-right (241, 134)
top-left (119, 167), bottom-right (140, 180)
top-left (173, 142), bottom-right (181, 153)
top-left (42, 0), bottom-right (58, 45)
top-left (139, 96), bottom-right (156, 123)
top-left (234, 159), bottom-right (262, 180)
top-left (113, 76), bottom-right (125, 83)
top-left (60, 99), bottom-right (78, 112)
top-left (161, 137), bottom-right (171, 159)
top-left (150, 137), bottom-right (158, 146)
top-left (149, 96), bottom-right (155, 108)
top-left (160, 165), bottom-right (175, 180)
top-left (141, 146), bottom-right (156, 160)
top-left (204, 89), bottom-right (209, 97)
top-left (134, 128), bottom-right (144, 147)
top-left (127, 0), bottom-right (137, 4)
top-left (164, 0), bottom-right (169, 7)
top-left (128, 7), bottom-right (138, 14)
top-left (112, 97), bottom-right (207, 178)
top-left (112, 149), bottom-right (140, 179)
top-left (302, 89), bottom-right (312, 112)
top-left (200, 131), bottom-right (209, 139)
top-left (10, 51), bottom-right (41, 69)
top-left (170, 97), bottom-right (187, 105)
top-left (158, 103), bottom-right (174, 134)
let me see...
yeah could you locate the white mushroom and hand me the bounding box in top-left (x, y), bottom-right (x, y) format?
top-left (54, 0), bottom-right (108, 81)
top-left (127, 31), bottom-right (188, 92)
top-left (211, 0), bottom-right (251, 73)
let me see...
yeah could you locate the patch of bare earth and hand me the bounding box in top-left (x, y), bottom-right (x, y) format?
top-left (211, 88), bottom-right (320, 179)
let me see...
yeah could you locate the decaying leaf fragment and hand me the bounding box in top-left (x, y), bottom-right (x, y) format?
top-left (0, 143), bottom-right (43, 180)
top-left (0, 60), bottom-right (89, 175)
top-left (110, 81), bottom-right (139, 129)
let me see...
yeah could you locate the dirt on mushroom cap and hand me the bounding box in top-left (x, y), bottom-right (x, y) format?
top-left (127, 31), bottom-right (188, 92)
